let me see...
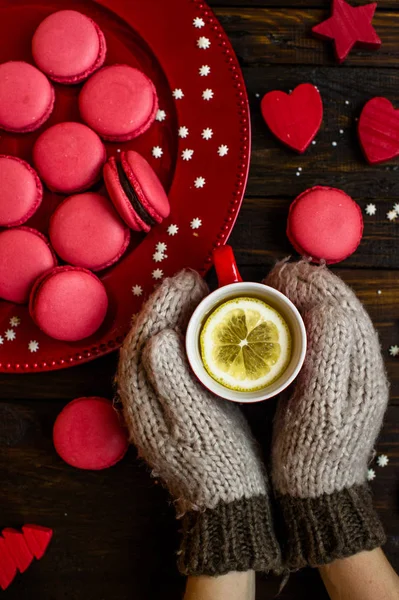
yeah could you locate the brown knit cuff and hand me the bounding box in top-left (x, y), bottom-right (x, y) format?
top-left (278, 484), bottom-right (386, 570)
top-left (177, 495), bottom-right (281, 576)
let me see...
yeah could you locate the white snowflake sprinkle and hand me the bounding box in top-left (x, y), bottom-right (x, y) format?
top-left (117, 148), bottom-right (121, 153)
top-left (202, 127), bottom-right (213, 140)
top-left (199, 65), bottom-right (211, 77)
top-left (393, 203), bottom-right (399, 214)
top-left (332, 141), bottom-right (338, 147)
top-left (5, 329), bottom-right (16, 341)
top-left (191, 218), bottom-right (202, 230)
top-left (389, 345), bottom-right (399, 357)
top-left (202, 88), bottom-right (214, 101)
top-left (132, 285), bottom-right (143, 297)
top-left (152, 146), bottom-right (163, 159)
top-left (156, 242), bottom-right (167, 253)
top-left (218, 144), bottom-right (229, 157)
top-left (298, 167), bottom-right (302, 171)
top-left (178, 126), bottom-right (189, 138)
top-left (172, 88), bottom-right (184, 100)
top-left (153, 250), bottom-right (167, 263)
top-left (28, 340), bottom-right (39, 353)
top-left (167, 224), bottom-right (179, 236)
top-left (9, 316), bottom-right (20, 327)
top-left (194, 176), bottom-right (206, 188)
top-left (365, 203), bottom-right (377, 216)
top-left (312, 140), bottom-right (317, 145)
top-left (193, 17), bottom-right (205, 28)
top-left (296, 172), bottom-right (301, 176)
top-left (367, 468), bottom-right (376, 481)
top-left (182, 149), bottom-right (194, 161)
top-left (377, 454), bottom-right (389, 468)
top-left (0, 336), bottom-right (3, 345)
top-left (156, 109), bottom-right (166, 122)
top-left (377, 290), bottom-right (382, 295)
top-left (152, 269), bottom-right (164, 280)
top-left (197, 36), bottom-right (211, 49)
top-left (345, 100), bottom-right (350, 105)
top-left (339, 129), bottom-right (344, 134)
top-left (387, 209), bottom-right (397, 221)
top-left (255, 93), bottom-right (260, 98)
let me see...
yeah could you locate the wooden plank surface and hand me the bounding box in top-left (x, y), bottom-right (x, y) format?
top-left (1, 1), bottom-right (398, 599)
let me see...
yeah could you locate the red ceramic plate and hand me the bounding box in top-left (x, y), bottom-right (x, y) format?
top-left (0, 0), bottom-right (250, 373)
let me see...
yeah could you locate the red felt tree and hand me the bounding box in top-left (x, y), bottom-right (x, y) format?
top-left (0, 525), bottom-right (52, 590)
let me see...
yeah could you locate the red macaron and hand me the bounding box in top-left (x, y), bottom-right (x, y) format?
top-left (29, 266), bottom-right (108, 341)
top-left (49, 192), bottom-right (130, 271)
top-left (53, 397), bottom-right (128, 470)
top-left (0, 61), bottom-right (54, 133)
top-left (103, 150), bottom-right (170, 232)
top-left (79, 64), bottom-right (158, 141)
top-left (287, 186), bottom-right (364, 264)
top-left (32, 10), bottom-right (107, 85)
top-left (0, 227), bottom-right (57, 304)
top-left (33, 122), bottom-right (106, 194)
top-left (0, 155), bottom-right (43, 227)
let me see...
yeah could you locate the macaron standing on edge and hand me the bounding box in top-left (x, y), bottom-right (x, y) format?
top-left (32, 10), bottom-right (107, 84)
top-left (79, 64), bottom-right (158, 141)
top-left (0, 156), bottom-right (43, 227)
top-left (49, 192), bottom-right (130, 271)
top-left (29, 266), bottom-right (108, 342)
top-left (33, 122), bottom-right (106, 194)
top-left (0, 61), bottom-right (54, 133)
top-left (0, 228), bottom-right (57, 304)
top-left (104, 151), bottom-right (170, 232)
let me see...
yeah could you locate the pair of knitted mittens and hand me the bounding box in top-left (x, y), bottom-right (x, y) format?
top-left (117, 261), bottom-right (388, 576)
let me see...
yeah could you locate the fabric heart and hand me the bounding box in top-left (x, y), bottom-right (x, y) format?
top-left (358, 97), bottom-right (399, 164)
top-left (261, 83), bottom-right (323, 153)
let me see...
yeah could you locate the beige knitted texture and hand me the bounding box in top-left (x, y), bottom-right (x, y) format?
top-left (265, 261), bottom-right (389, 499)
top-left (117, 269), bottom-right (267, 514)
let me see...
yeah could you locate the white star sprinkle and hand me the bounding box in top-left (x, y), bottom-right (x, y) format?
top-left (202, 127), bottom-right (213, 140)
top-left (367, 468), bottom-right (376, 481)
top-left (156, 109), bottom-right (166, 122)
top-left (389, 345), bottom-right (399, 357)
top-left (387, 209), bottom-right (397, 221)
top-left (28, 340), bottom-right (39, 353)
top-left (182, 149), bottom-right (194, 161)
top-left (218, 144), bottom-right (229, 157)
top-left (152, 146), bottom-right (163, 159)
top-left (199, 65), bottom-right (211, 76)
top-left (191, 218), bottom-right (202, 230)
top-left (365, 203), bottom-right (376, 216)
top-left (193, 17), bottom-right (205, 28)
top-left (178, 126), bottom-right (189, 138)
top-left (5, 329), bottom-right (16, 341)
top-left (197, 36), bottom-right (211, 49)
top-left (0, 336), bottom-right (3, 345)
top-left (153, 250), bottom-right (167, 263)
top-left (172, 88), bottom-right (184, 100)
top-left (194, 176), bottom-right (206, 188)
top-left (393, 203), bottom-right (399, 214)
top-left (377, 454), bottom-right (389, 468)
top-left (332, 141), bottom-right (337, 147)
top-left (156, 242), bottom-right (167, 253)
top-left (132, 285), bottom-right (143, 297)
top-left (152, 269), bottom-right (164, 280)
top-left (9, 316), bottom-right (20, 327)
top-left (167, 224), bottom-right (179, 236)
top-left (202, 88), bottom-right (214, 101)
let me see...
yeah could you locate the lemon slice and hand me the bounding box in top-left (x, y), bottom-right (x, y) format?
top-left (200, 297), bottom-right (291, 392)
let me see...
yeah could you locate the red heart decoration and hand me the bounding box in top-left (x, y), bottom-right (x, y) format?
top-left (261, 83), bottom-right (323, 153)
top-left (358, 97), bottom-right (399, 164)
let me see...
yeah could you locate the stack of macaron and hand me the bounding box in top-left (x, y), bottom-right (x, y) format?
top-left (0, 9), bottom-right (170, 343)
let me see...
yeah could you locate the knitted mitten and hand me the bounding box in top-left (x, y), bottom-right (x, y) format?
top-left (265, 261), bottom-right (388, 569)
top-left (117, 269), bottom-right (281, 576)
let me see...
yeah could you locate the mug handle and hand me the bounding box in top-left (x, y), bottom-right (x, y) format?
top-left (213, 245), bottom-right (243, 288)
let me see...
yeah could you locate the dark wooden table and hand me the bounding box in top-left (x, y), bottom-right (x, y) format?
top-left (1, 1), bottom-right (398, 598)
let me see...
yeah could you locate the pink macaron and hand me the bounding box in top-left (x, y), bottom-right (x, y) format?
top-left (49, 192), bottom-right (130, 271)
top-left (53, 396), bottom-right (128, 470)
top-left (0, 61), bottom-right (55, 133)
top-left (32, 10), bottom-right (106, 84)
top-left (79, 64), bottom-right (158, 141)
top-left (103, 150), bottom-right (170, 232)
top-left (0, 155), bottom-right (43, 227)
top-left (29, 266), bottom-right (108, 342)
top-left (0, 227), bottom-right (57, 304)
top-left (287, 186), bottom-right (364, 264)
top-left (33, 122), bottom-right (106, 194)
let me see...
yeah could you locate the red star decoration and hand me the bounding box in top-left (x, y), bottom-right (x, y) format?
top-left (312, 0), bottom-right (381, 63)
